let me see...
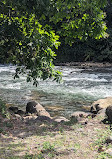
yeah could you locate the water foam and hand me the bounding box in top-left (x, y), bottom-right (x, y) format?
top-left (0, 65), bottom-right (112, 115)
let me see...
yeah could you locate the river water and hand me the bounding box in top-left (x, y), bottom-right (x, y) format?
top-left (0, 64), bottom-right (112, 117)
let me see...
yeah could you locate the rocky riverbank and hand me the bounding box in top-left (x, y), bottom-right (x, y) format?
top-left (55, 62), bottom-right (112, 69)
top-left (0, 97), bottom-right (112, 159)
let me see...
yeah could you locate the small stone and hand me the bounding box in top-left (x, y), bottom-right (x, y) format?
top-left (16, 110), bottom-right (25, 116)
top-left (23, 115), bottom-right (37, 121)
top-left (35, 116), bottom-right (52, 122)
top-left (105, 136), bottom-right (112, 144)
top-left (53, 116), bottom-right (69, 123)
top-left (70, 111), bottom-right (93, 123)
top-left (98, 146), bottom-right (105, 152)
top-left (71, 111), bottom-right (93, 118)
top-left (79, 120), bottom-right (88, 125)
top-left (77, 128), bottom-right (83, 132)
top-left (14, 114), bottom-right (22, 120)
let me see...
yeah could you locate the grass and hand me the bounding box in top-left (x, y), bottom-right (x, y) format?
top-left (0, 99), bottom-right (10, 119)
top-left (92, 126), bottom-right (112, 159)
top-left (0, 104), bottom-right (112, 159)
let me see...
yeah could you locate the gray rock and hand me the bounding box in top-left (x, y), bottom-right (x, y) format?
top-left (70, 111), bottom-right (94, 121)
top-left (23, 115), bottom-right (37, 121)
top-left (16, 110), bottom-right (25, 116)
top-left (8, 106), bottom-right (18, 113)
top-left (96, 108), bottom-right (106, 118)
top-left (14, 114), bottom-right (22, 120)
top-left (36, 116), bottom-right (52, 122)
top-left (26, 101), bottom-right (37, 114)
top-left (79, 120), bottom-right (88, 125)
top-left (53, 116), bottom-right (69, 123)
top-left (26, 101), bottom-right (51, 118)
top-left (106, 105), bottom-right (112, 123)
top-left (105, 136), bottom-right (112, 144)
top-left (91, 97), bottom-right (112, 113)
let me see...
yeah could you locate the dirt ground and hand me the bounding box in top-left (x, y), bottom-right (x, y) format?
top-left (0, 113), bottom-right (112, 159)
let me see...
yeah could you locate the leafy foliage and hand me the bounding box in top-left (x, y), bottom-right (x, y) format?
top-left (48, 0), bottom-right (108, 45)
top-left (0, 0), bottom-right (61, 85)
top-left (55, 0), bottom-right (112, 63)
top-left (0, 0), bottom-right (110, 84)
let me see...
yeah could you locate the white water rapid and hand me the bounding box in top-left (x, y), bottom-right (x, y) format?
top-left (0, 64), bottom-right (112, 116)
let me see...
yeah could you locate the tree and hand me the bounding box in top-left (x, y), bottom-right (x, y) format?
top-left (49, 0), bottom-right (108, 44)
top-left (0, 0), bottom-right (61, 85)
top-left (0, 0), bottom-right (109, 85)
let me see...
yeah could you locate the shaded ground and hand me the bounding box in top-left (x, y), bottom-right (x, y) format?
top-left (0, 113), bottom-right (112, 159)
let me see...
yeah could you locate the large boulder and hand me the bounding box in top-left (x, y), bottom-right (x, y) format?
top-left (96, 108), bottom-right (106, 119)
top-left (105, 105), bottom-right (112, 123)
top-left (26, 101), bottom-right (51, 118)
top-left (90, 97), bottom-right (112, 113)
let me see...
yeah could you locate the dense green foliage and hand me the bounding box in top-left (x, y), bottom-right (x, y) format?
top-left (49, 0), bottom-right (108, 43)
top-left (0, 0), bottom-right (111, 84)
top-left (0, 0), bottom-right (61, 85)
top-left (55, 0), bottom-right (112, 63)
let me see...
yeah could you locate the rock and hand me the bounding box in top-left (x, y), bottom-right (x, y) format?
top-left (36, 116), bottom-right (52, 122)
top-left (98, 146), bottom-right (105, 152)
top-left (53, 116), bottom-right (69, 123)
top-left (26, 101), bottom-right (37, 114)
top-left (70, 111), bottom-right (96, 124)
top-left (81, 105), bottom-right (91, 111)
top-left (105, 148), bottom-right (112, 156)
top-left (16, 110), bottom-right (25, 116)
top-left (70, 111), bottom-right (94, 121)
top-left (23, 115), bottom-right (37, 122)
top-left (8, 106), bottom-right (18, 113)
top-left (105, 136), bottom-right (112, 144)
top-left (26, 101), bottom-right (51, 117)
top-left (105, 105), bottom-right (112, 123)
top-left (97, 108), bottom-right (106, 118)
top-left (90, 97), bottom-right (112, 113)
top-left (14, 114), bottom-right (22, 120)
top-left (79, 120), bottom-right (88, 125)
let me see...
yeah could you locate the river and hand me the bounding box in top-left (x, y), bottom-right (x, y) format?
top-left (0, 64), bottom-right (112, 117)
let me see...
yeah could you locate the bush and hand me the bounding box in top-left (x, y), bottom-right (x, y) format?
top-left (0, 99), bottom-right (9, 118)
top-left (0, 99), bottom-right (6, 114)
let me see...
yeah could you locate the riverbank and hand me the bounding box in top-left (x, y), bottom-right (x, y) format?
top-left (0, 110), bottom-right (112, 159)
top-left (55, 62), bottom-right (112, 68)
